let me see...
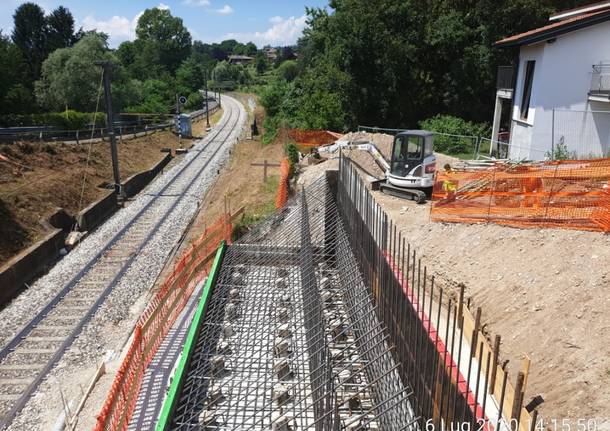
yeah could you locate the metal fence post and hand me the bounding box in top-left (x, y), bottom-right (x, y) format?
top-left (551, 108), bottom-right (555, 160)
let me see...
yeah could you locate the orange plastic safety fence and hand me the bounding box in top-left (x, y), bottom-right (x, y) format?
top-left (431, 158), bottom-right (610, 232)
top-left (287, 129), bottom-right (343, 147)
top-left (275, 157), bottom-right (290, 209)
top-left (95, 214), bottom-right (233, 431)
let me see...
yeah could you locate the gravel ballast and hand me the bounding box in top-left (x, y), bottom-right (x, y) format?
top-left (2, 95), bottom-right (246, 431)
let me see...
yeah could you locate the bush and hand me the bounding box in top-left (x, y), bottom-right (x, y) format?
top-left (419, 115), bottom-right (491, 155)
top-left (185, 92), bottom-right (203, 111)
top-left (46, 110), bottom-right (92, 130)
top-left (286, 142), bottom-right (299, 176)
top-left (277, 60), bottom-right (299, 82)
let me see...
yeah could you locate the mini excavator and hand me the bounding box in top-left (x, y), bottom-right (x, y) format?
top-left (319, 130), bottom-right (437, 203)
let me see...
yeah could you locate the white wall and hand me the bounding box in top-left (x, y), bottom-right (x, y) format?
top-left (510, 20), bottom-right (610, 159)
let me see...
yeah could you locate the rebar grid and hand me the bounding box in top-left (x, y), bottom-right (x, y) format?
top-left (168, 174), bottom-right (417, 430)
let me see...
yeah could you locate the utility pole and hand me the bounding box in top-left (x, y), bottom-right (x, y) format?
top-left (205, 69), bottom-right (211, 131)
top-left (95, 60), bottom-right (123, 199)
top-left (212, 69), bottom-right (221, 109)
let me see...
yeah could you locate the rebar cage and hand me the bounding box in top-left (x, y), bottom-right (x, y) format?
top-left (167, 165), bottom-right (418, 430)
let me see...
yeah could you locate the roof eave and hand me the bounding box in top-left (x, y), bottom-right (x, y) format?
top-left (494, 10), bottom-right (610, 48)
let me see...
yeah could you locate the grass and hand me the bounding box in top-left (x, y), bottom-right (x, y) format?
top-left (232, 199), bottom-right (276, 241)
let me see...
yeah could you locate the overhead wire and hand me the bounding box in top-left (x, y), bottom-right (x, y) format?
top-left (74, 69), bottom-right (105, 227)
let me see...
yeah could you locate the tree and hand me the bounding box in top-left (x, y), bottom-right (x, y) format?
top-left (46, 6), bottom-right (76, 52)
top-left (175, 57), bottom-right (205, 95)
top-left (135, 8), bottom-right (192, 74)
top-left (289, 0), bottom-right (562, 131)
top-left (35, 34), bottom-right (115, 111)
top-left (0, 33), bottom-right (31, 114)
top-left (276, 46), bottom-right (296, 65)
top-left (277, 60), bottom-right (299, 82)
top-left (233, 41), bottom-right (257, 56)
top-left (255, 51), bottom-right (268, 75)
top-left (126, 79), bottom-right (173, 113)
top-left (12, 2), bottom-right (47, 84)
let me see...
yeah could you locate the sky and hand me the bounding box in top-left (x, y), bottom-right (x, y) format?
top-left (0, 0), bottom-right (329, 48)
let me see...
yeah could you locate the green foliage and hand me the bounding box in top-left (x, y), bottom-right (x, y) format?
top-left (112, 79), bottom-right (144, 111)
top-left (35, 34), bottom-right (114, 112)
top-left (46, 6), bottom-right (76, 52)
top-left (277, 60), bottom-right (299, 82)
top-left (286, 143), bottom-right (299, 175)
top-left (0, 33), bottom-right (30, 114)
top-left (185, 91), bottom-right (203, 111)
top-left (46, 110), bottom-right (91, 130)
top-left (289, 0), bottom-right (569, 131)
top-left (4, 84), bottom-right (36, 115)
top-left (210, 61), bottom-right (254, 90)
top-left (11, 2), bottom-right (47, 83)
top-left (255, 52), bottom-right (269, 75)
top-left (175, 57), bottom-right (205, 95)
top-left (125, 79), bottom-right (173, 114)
top-left (546, 140), bottom-right (575, 160)
top-left (135, 8), bottom-right (192, 75)
top-left (419, 114), bottom-right (491, 154)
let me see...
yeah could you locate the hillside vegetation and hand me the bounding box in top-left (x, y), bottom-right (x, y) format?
top-left (256, 0), bottom-right (592, 144)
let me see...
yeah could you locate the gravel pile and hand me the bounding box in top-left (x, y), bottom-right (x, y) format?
top-left (4, 95), bottom-right (247, 431)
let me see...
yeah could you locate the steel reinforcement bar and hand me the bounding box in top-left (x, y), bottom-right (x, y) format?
top-left (337, 153), bottom-right (536, 430)
top-left (155, 243), bottom-right (227, 431)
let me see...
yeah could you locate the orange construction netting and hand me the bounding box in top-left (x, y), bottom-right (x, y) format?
top-left (275, 157), bottom-right (290, 209)
top-left (95, 214), bottom-right (233, 431)
top-left (287, 129), bottom-right (343, 148)
top-left (431, 158), bottom-right (610, 232)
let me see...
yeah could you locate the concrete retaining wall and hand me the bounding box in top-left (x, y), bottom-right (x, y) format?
top-left (0, 152), bottom-right (174, 306)
top-left (122, 153), bottom-right (172, 198)
top-left (77, 191), bottom-right (118, 233)
top-left (0, 228), bottom-right (64, 305)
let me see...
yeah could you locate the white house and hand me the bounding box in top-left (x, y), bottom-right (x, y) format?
top-left (491, 1), bottom-right (610, 160)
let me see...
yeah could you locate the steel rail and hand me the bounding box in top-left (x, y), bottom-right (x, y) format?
top-left (0, 96), bottom-right (242, 429)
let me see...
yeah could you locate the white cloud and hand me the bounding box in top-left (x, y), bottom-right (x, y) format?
top-left (182, 0), bottom-right (211, 6)
top-left (82, 15), bottom-right (137, 46)
top-left (216, 4), bottom-right (234, 15)
top-left (80, 3), bottom-right (170, 47)
top-left (223, 15), bottom-right (307, 47)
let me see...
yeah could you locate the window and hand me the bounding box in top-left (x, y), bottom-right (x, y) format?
top-left (520, 60), bottom-right (536, 120)
top-left (391, 135), bottom-right (424, 177)
top-left (424, 138), bottom-right (433, 156)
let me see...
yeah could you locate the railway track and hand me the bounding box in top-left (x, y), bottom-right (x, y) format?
top-left (0, 95), bottom-right (245, 429)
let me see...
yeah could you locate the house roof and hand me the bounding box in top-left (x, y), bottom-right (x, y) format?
top-left (495, 6), bottom-right (610, 47)
top-left (228, 55), bottom-right (254, 61)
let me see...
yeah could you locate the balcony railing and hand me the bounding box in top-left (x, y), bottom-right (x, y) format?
top-left (589, 63), bottom-right (610, 100)
top-left (496, 66), bottom-right (515, 91)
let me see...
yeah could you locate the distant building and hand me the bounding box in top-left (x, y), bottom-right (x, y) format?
top-left (228, 55), bottom-right (254, 64)
top-left (265, 47), bottom-right (278, 61)
top-left (491, 1), bottom-right (610, 159)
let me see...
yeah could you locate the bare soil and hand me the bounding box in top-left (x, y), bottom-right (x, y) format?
top-left (0, 119), bottom-right (217, 266)
top-left (300, 152), bottom-right (610, 424)
top-left (186, 92), bottom-right (283, 244)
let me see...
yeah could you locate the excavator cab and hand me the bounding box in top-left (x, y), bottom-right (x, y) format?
top-left (387, 130), bottom-right (436, 189)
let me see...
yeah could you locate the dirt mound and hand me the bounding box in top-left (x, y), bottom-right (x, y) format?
top-left (341, 131), bottom-right (394, 160)
top-left (0, 130), bottom-right (200, 266)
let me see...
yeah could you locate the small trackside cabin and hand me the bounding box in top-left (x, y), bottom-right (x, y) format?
top-left (491, 1), bottom-right (610, 160)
